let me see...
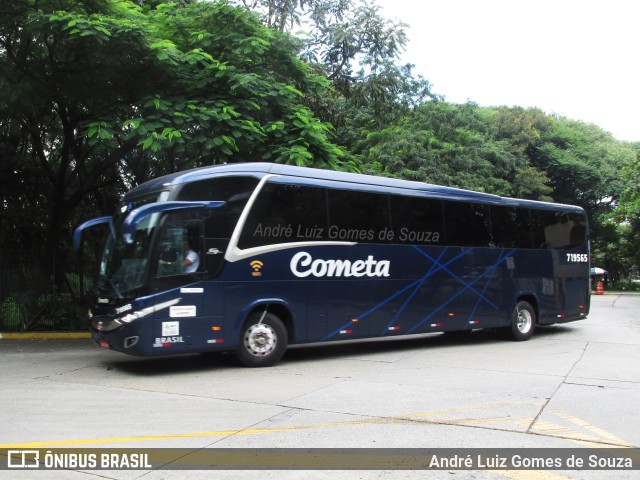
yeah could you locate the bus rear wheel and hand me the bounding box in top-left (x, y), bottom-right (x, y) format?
top-left (236, 312), bottom-right (288, 367)
top-left (502, 300), bottom-right (536, 341)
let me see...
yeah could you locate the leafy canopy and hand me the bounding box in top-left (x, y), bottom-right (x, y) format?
top-left (0, 0), bottom-right (345, 262)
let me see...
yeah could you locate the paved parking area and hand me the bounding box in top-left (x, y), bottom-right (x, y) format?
top-left (1, 294), bottom-right (639, 479)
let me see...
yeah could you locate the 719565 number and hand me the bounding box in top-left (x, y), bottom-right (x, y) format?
top-left (567, 253), bottom-right (588, 262)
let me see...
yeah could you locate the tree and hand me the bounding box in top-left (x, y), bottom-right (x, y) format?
top-left (302, 0), bottom-right (436, 132)
top-left (0, 0), bottom-right (344, 291)
top-left (613, 147), bottom-right (640, 278)
top-left (232, 0), bottom-right (434, 132)
top-left (486, 106), bottom-right (552, 155)
top-left (353, 101), bottom-right (552, 199)
top-left (1, 0), bottom-right (157, 262)
top-left (617, 150), bottom-right (640, 224)
top-left (235, 0), bottom-right (353, 32)
top-left (530, 119), bottom-right (628, 210)
top-left (487, 107), bottom-right (632, 212)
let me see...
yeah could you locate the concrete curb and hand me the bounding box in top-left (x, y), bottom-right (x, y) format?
top-left (595, 291), bottom-right (640, 295)
top-left (0, 332), bottom-right (91, 340)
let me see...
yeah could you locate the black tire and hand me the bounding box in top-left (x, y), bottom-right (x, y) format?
top-left (501, 300), bottom-right (536, 341)
top-left (236, 312), bottom-right (288, 367)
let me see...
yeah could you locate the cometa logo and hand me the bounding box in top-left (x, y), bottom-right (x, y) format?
top-left (250, 259), bottom-right (264, 277)
top-left (290, 251), bottom-right (391, 278)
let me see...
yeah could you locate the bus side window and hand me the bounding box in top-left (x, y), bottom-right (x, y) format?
top-left (490, 206), bottom-right (533, 249)
top-left (238, 183), bottom-right (328, 249)
top-left (327, 190), bottom-right (391, 242)
top-left (390, 195), bottom-right (444, 245)
top-left (569, 222), bottom-right (586, 247)
top-left (534, 210), bottom-right (586, 250)
top-left (443, 201), bottom-right (491, 247)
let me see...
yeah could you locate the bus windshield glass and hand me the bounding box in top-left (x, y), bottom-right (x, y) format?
top-left (95, 192), bottom-right (168, 299)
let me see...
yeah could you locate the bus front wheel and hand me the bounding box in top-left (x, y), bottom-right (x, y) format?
top-left (236, 312), bottom-right (288, 367)
top-left (502, 300), bottom-right (536, 341)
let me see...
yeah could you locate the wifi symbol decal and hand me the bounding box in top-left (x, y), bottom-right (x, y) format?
top-left (250, 260), bottom-right (264, 277)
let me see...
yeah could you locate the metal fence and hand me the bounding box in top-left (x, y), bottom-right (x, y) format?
top-left (0, 249), bottom-right (88, 331)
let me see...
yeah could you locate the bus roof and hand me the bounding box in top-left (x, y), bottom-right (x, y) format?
top-left (125, 162), bottom-right (584, 213)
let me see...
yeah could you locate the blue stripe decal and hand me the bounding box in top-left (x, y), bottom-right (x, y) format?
top-left (323, 248), bottom-right (458, 340)
top-left (407, 248), bottom-right (516, 334)
top-left (322, 246), bottom-right (517, 341)
top-left (322, 277), bottom-right (425, 341)
top-left (380, 248), bottom-right (450, 336)
top-left (466, 249), bottom-right (514, 326)
top-left (412, 247), bottom-right (500, 310)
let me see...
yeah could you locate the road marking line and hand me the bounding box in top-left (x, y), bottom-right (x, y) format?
top-left (0, 418), bottom-right (399, 448)
top-left (1, 404), bottom-right (632, 455)
top-left (529, 408), bottom-right (635, 448)
top-left (547, 408), bottom-right (635, 447)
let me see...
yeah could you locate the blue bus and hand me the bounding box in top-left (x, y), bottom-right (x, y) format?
top-left (74, 163), bottom-right (590, 366)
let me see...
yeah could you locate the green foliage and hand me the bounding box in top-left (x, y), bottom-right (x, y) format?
top-left (0, 0), bottom-right (347, 286)
top-left (66, 273), bottom-right (93, 298)
top-left (591, 218), bottom-right (640, 286)
top-left (0, 297), bottom-right (26, 331)
top-left (83, 0), bottom-right (345, 172)
top-left (611, 279), bottom-right (640, 292)
top-left (0, 291), bottom-right (81, 332)
top-left (352, 102), bottom-right (553, 200)
top-left (616, 150), bottom-right (640, 224)
top-left (36, 293), bottom-right (77, 331)
top-left (253, 0), bottom-right (437, 136)
top-left (528, 118), bottom-right (630, 211)
top-left (611, 146), bottom-right (640, 276)
top-left (485, 106), bottom-right (552, 154)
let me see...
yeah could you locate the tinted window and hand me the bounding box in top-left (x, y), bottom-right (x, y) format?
top-left (236, 181), bottom-right (587, 251)
top-left (239, 183), bottom-right (328, 248)
top-left (178, 176), bottom-right (259, 240)
top-left (177, 176), bottom-right (258, 204)
top-left (531, 210), bottom-right (586, 249)
top-left (327, 190), bottom-right (391, 243)
top-left (444, 201), bottom-right (491, 247)
top-left (177, 176), bottom-right (258, 227)
top-left (490, 206), bottom-right (532, 248)
top-left (390, 195), bottom-right (443, 245)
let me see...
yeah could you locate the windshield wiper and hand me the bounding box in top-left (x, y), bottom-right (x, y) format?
top-left (108, 278), bottom-right (124, 300)
top-left (95, 277), bottom-right (124, 300)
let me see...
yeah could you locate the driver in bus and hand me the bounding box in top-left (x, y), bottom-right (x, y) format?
top-left (183, 240), bottom-right (200, 273)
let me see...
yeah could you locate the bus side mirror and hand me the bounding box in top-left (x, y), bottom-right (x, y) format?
top-left (73, 216), bottom-right (112, 252)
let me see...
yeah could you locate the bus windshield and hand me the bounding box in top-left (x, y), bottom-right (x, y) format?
top-left (95, 192), bottom-right (167, 299)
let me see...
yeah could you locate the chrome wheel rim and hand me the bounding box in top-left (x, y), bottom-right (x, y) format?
top-left (516, 308), bottom-right (533, 333)
top-left (244, 324), bottom-right (277, 356)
